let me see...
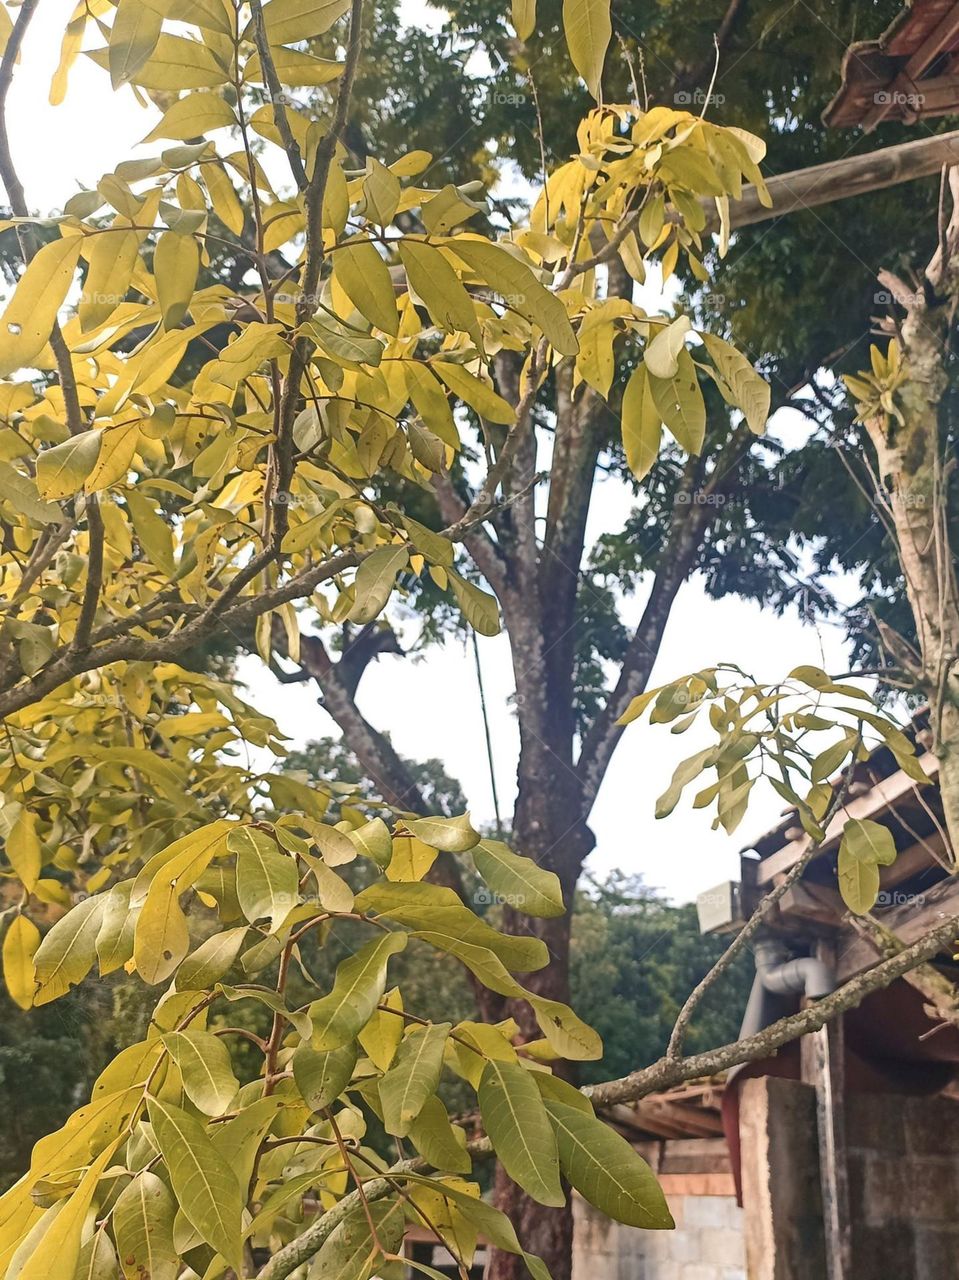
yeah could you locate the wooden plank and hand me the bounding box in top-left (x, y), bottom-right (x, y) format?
top-left (801, 1014), bottom-right (852, 1280)
top-left (755, 752), bottom-right (938, 887)
top-left (659, 1172), bottom-right (737, 1197)
top-left (702, 135), bottom-right (959, 233)
top-left (863, 3), bottom-right (959, 129)
top-left (835, 875), bottom-right (959, 981)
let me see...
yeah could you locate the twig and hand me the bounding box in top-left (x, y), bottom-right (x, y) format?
top-left (248, 0), bottom-right (307, 191)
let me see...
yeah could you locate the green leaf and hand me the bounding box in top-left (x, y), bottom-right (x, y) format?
top-left (307, 1198), bottom-right (405, 1280)
top-left (655, 747), bottom-right (716, 819)
top-left (229, 826), bottom-right (298, 933)
top-left (162, 1030), bottom-right (239, 1117)
top-left (112, 1171), bottom-right (178, 1280)
top-left (843, 817), bottom-right (897, 867)
top-left (621, 364), bottom-right (663, 482)
top-left (406, 1095), bottom-right (471, 1173)
top-left (334, 238), bottom-right (399, 336)
top-left (74, 1230), bottom-right (118, 1280)
top-left (448, 239), bottom-right (578, 356)
top-left (379, 1022), bottom-right (450, 1136)
top-left (95, 881), bottom-right (138, 976)
top-left (530, 996), bottom-right (603, 1061)
top-left (309, 932), bottom-right (407, 1050)
top-left (562, 0), bottom-right (611, 99)
top-left (406, 812), bottom-right (480, 852)
top-left (347, 816), bottom-right (393, 867)
top-left (355, 880), bottom-right (548, 972)
top-left (478, 1061), bottom-right (564, 1206)
top-left (544, 1099), bottom-right (673, 1228)
top-left (293, 1040), bottom-right (358, 1112)
top-left (348, 546), bottom-right (409, 625)
top-left (472, 840), bottom-right (565, 918)
top-left (32, 894), bottom-right (105, 1006)
top-left (175, 926), bottom-right (248, 990)
top-left (146, 1097), bottom-right (243, 1272)
top-left (837, 847), bottom-right (879, 915)
top-left (448, 571), bottom-right (501, 636)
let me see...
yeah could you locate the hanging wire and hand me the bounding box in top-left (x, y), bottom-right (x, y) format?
top-left (471, 630), bottom-right (504, 838)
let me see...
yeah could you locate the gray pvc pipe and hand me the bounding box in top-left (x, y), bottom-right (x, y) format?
top-left (739, 937), bottom-right (836, 1040)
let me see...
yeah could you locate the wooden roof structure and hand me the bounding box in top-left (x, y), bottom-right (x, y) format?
top-left (824, 0), bottom-right (959, 130)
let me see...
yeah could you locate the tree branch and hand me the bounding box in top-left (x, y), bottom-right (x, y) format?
top-left (577, 423), bottom-right (753, 799)
top-left (255, 909), bottom-right (959, 1280)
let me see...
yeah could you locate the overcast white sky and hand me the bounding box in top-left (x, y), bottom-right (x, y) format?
top-left (8, 0), bottom-right (858, 903)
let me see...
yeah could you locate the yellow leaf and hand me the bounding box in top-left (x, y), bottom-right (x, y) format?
top-left (431, 360), bottom-right (515, 424)
top-left (398, 241), bottom-right (481, 344)
top-left (0, 236), bottom-right (82, 377)
top-left (245, 45), bottom-right (342, 86)
top-left (80, 227), bottom-right (140, 332)
top-left (255, 0), bottom-right (351, 43)
top-left (386, 836), bottom-right (438, 882)
top-left (108, 0), bottom-right (163, 87)
top-left (125, 488), bottom-right (175, 576)
top-left (36, 431), bottom-right (102, 501)
top-left (85, 424), bottom-right (139, 492)
top-left (144, 92), bottom-right (237, 143)
top-left (110, 33), bottom-right (229, 89)
top-left (333, 239), bottom-right (398, 336)
top-left (154, 231), bottom-right (199, 330)
top-left (6, 810), bottom-right (42, 892)
top-left (448, 239), bottom-right (578, 356)
top-left (621, 364), bottom-right (662, 481)
top-left (562, 0), bottom-right (611, 99)
top-left (3, 916), bottom-right (40, 1010)
top-left (18, 1142), bottom-right (119, 1280)
top-left (512, 0), bottom-right (536, 40)
top-left (201, 161), bottom-right (245, 234)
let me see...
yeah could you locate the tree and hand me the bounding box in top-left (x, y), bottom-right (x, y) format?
top-left (0, 3), bottom-right (957, 1280)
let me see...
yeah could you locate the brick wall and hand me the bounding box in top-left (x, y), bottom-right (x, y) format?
top-left (572, 1191), bottom-right (746, 1280)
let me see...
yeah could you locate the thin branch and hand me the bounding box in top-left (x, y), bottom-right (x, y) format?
top-left (666, 771), bottom-right (853, 1058)
top-left (248, 0), bottom-right (308, 191)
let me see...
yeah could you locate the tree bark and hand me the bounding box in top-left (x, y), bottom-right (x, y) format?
top-left (861, 169), bottom-right (959, 861)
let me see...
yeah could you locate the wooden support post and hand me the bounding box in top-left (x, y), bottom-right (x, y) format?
top-left (801, 1009), bottom-right (852, 1280)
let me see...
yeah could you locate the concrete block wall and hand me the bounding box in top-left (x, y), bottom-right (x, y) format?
top-left (572, 1191), bottom-right (746, 1280)
top-left (738, 1076), bottom-right (959, 1280)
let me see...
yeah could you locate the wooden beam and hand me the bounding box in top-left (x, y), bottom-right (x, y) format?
top-left (755, 752), bottom-right (938, 887)
top-left (702, 132), bottom-right (959, 234)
